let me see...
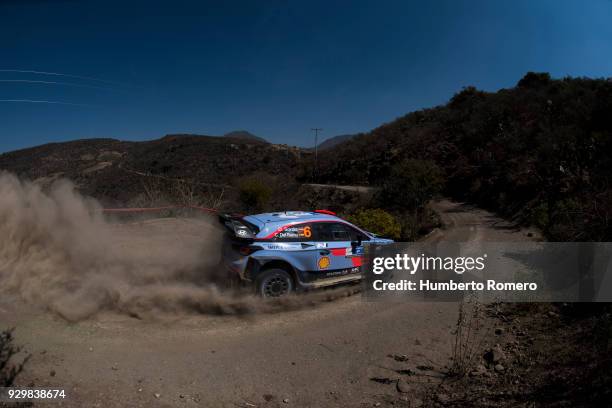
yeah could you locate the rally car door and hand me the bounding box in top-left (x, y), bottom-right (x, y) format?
top-left (311, 222), bottom-right (365, 273)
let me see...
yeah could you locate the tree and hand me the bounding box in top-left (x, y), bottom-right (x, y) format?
top-left (376, 159), bottom-right (444, 212)
top-left (517, 71), bottom-right (551, 88)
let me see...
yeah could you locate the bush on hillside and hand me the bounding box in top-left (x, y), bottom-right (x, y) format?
top-left (237, 176), bottom-right (272, 211)
top-left (346, 208), bottom-right (401, 240)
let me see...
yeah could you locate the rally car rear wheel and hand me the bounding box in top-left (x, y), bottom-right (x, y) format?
top-left (256, 269), bottom-right (293, 297)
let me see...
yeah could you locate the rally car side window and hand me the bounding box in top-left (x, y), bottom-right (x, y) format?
top-left (334, 223), bottom-right (370, 242)
top-left (313, 223), bottom-right (358, 242)
top-left (332, 224), bottom-right (351, 241)
top-left (271, 223), bottom-right (314, 242)
top-left (312, 223), bottom-right (333, 241)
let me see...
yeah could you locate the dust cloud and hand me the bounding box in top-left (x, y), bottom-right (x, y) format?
top-left (0, 173), bottom-right (358, 321)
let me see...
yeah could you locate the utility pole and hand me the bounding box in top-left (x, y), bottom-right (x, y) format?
top-left (311, 128), bottom-right (322, 182)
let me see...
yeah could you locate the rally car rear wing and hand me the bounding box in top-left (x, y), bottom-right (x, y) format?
top-left (218, 214), bottom-right (258, 240)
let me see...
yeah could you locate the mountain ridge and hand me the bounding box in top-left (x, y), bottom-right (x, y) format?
top-left (223, 130), bottom-right (268, 143)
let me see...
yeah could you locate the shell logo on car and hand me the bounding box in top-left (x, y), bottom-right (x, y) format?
top-left (318, 256), bottom-right (331, 269)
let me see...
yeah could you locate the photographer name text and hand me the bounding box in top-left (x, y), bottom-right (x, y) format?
top-left (372, 279), bottom-right (538, 292)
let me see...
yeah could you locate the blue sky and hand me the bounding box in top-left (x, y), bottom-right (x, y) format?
top-left (1, 0), bottom-right (612, 152)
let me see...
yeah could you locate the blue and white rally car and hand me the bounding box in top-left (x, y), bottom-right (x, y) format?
top-left (219, 210), bottom-right (394, 297)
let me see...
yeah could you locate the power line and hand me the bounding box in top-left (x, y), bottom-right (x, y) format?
top-left (0, 69), bottom-right (126, 86)
top-left (0, 79), bottom-right (122, 91)
top-left (0, 99), bottom-right (90, 106)
top-left (311, 128), bottom-right (322, 182)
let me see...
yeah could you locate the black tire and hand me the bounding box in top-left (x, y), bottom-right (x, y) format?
top-left (256, 269), bottom-right (294, 298)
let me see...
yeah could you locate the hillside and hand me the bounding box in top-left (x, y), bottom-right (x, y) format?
top-left (316, 72), bottom-right (612, 241)
top-left (316, 134), bottom-right (356, 150)
top-left (0, 134), bottom-right (303, 205)
top-left (2, 72), bottom-right (611, 241)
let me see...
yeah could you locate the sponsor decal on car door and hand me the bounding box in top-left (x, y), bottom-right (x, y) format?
top-left (312, 223), bottom-right (362, 277)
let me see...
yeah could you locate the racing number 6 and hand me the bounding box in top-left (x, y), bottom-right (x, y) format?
top-left (303, 226), bottom-right (312, 238)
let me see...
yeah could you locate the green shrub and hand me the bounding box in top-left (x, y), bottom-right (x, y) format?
top-left (237, 176), bottom-right (272, 211)
top-left (346, 208), bottom-right (401, 239)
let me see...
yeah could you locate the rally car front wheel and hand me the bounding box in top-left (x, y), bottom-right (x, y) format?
top-left (256, 269), bottom-right (294, 298)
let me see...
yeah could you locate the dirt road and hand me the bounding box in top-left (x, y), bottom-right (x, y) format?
top-left (0, 201), bottom-right (536, 408)
top-left (305, 183), bottom-right (374, 194)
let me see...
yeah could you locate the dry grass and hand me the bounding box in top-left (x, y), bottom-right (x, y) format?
top-left (0, 328), bottom-right (29, 387)
top-left (135, 177), bottom-right (227, 210)
top-left (448, 295), bottom-right (487, 377)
